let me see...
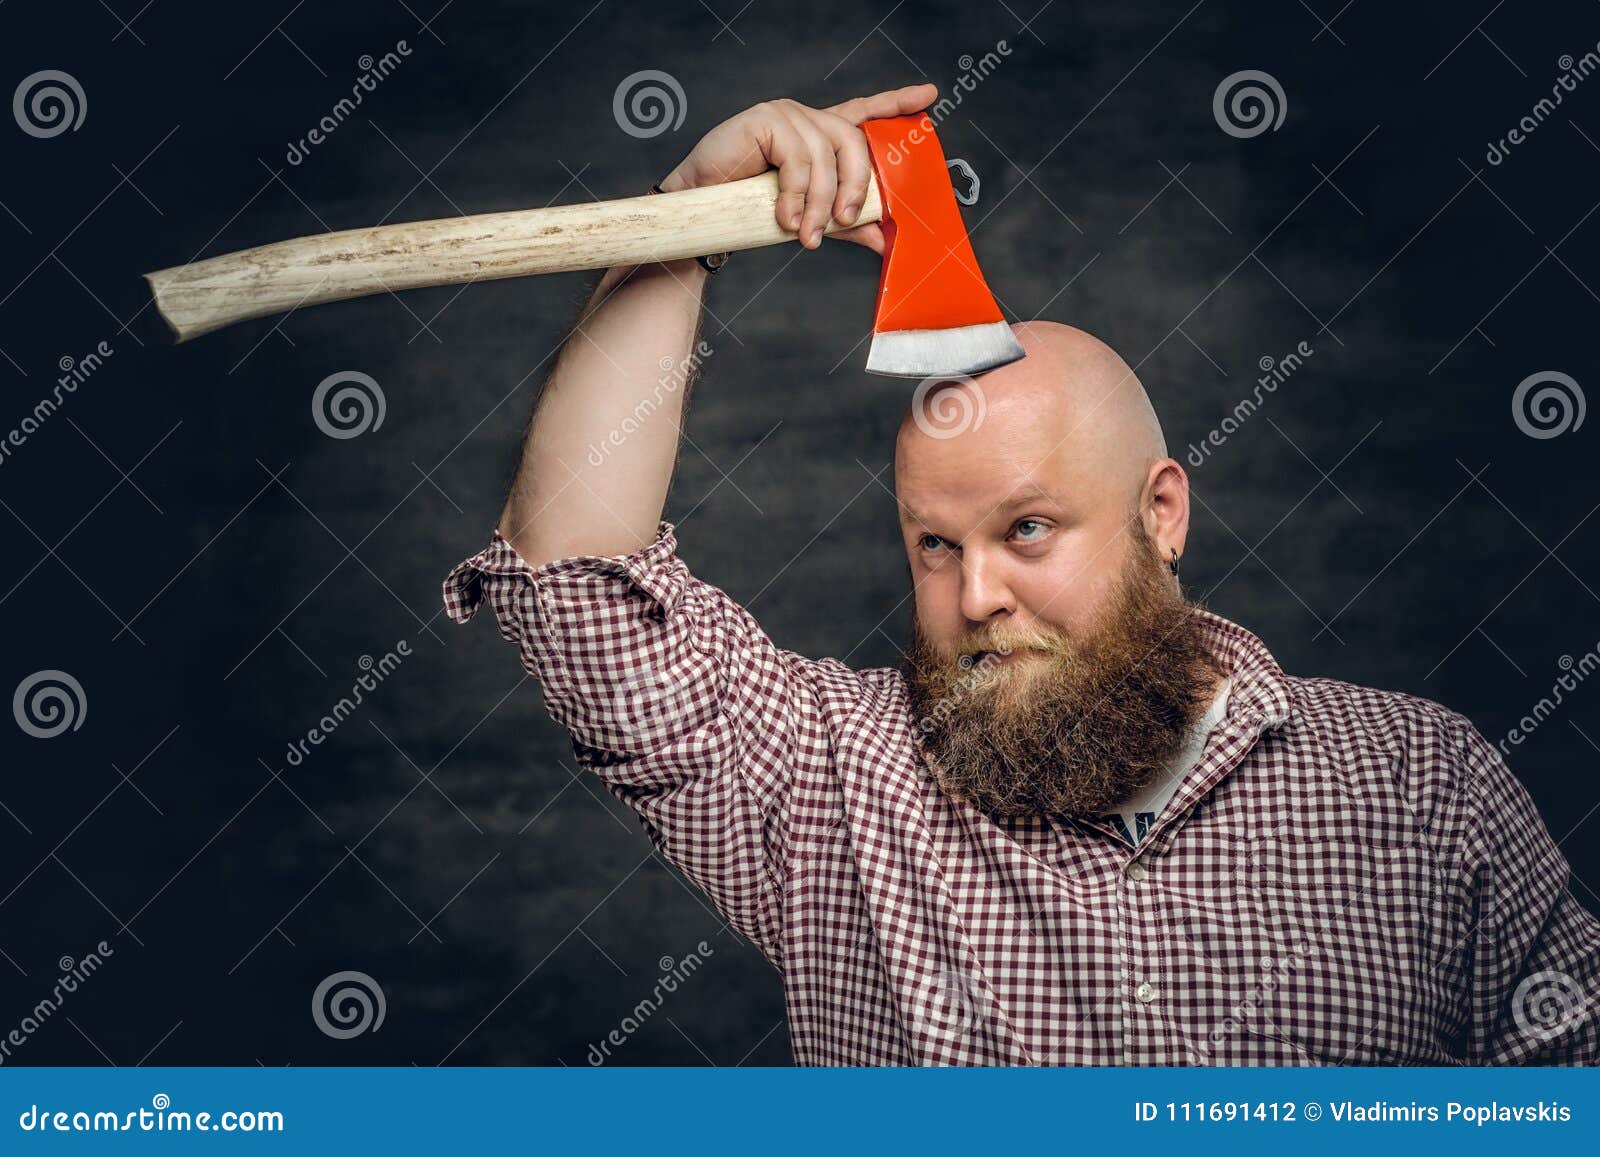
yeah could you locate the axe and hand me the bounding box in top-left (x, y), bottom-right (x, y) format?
top-left (143, 113), bottom-right (1024, 379)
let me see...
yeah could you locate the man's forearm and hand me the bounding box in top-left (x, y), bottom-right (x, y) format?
top-left (497, 172), bottom-right (709, 567)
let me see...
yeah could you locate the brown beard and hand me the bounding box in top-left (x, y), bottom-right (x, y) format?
top-left (901, 525), bottom-right (1223, 820)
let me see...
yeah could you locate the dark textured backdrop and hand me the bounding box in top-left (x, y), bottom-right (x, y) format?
top-left (1, 0), bottom-right (1597, 1066)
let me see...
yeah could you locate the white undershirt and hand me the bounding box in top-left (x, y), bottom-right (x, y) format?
top-left (1100, 677), bottom-right (1231, 846)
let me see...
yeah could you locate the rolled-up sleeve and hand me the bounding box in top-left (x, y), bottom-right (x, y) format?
top-left (442, 521), bottom-right (822, 966)
top-left (1459, 725), bottom-right (1600, 1064)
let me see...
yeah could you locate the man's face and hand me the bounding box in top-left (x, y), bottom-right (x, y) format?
top-left (895, 381), bottom-right (1136, 658)
top-left (894, 379), bottom-right (1220, 819)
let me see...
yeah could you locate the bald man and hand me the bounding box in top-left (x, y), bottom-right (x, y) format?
top-left (443, 91), bottom-right (1600, 1066)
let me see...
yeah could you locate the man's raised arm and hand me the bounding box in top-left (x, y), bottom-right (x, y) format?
top-left (496, 86), bottom-right (931, 566)
top-left (443, 88), bottom-right (932, 963)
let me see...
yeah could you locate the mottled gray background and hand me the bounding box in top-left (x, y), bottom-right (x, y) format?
top-left (1, 0), bottom-right (1597, 1065)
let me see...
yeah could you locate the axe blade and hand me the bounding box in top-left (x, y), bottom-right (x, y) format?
top-left (861, 115), bottom-right (1025, 379)
top-left (866, 319), bottom-right (1025, 379)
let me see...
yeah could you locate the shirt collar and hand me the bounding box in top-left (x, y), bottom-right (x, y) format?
top-left (1190, 607), bottom-right (1293, 735)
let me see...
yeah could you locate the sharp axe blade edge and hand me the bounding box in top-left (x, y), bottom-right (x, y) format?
top-left (865, 320), bottom-right (1026, 380)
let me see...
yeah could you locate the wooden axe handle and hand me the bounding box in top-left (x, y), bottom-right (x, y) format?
top-left (144, 170), bottom-right (884, 342)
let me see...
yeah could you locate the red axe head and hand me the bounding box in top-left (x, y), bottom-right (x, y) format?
top-left (861, 114), bottom-right (1025, 379)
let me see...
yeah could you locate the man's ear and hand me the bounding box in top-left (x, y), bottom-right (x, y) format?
top-left (1139, 458), bottom-right (1191, 564)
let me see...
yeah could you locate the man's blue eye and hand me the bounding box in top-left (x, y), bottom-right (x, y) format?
top-left (1014, 520), bottom-right (1046, 540)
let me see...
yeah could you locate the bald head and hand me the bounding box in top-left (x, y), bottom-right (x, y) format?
top-left (895, 321), bottom-right (1166, 515)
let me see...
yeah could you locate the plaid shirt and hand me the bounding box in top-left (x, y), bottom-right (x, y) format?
top-left (443, 520), bottom-right (1600, 1066)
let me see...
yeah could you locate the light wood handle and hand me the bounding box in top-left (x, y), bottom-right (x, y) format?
top-left (144, 171), bottom-right (884, 342)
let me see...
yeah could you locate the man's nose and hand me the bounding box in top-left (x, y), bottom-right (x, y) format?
top-left (958, 552), bottom-right (1017, 623)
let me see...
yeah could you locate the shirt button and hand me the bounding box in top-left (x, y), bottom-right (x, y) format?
top-left (1135, 981), bottom-right (1157, 1004)
top-left (1126, 860), bottom-right (1147, 881)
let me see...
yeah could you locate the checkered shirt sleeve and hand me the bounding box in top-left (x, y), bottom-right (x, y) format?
top-left (1457, 722), bottom-right (1600, 1064)
top-left (441, 520), bottom-right (820, 966)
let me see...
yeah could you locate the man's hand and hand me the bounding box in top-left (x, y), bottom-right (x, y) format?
top-left (659, 84), bottom-right (938, 258)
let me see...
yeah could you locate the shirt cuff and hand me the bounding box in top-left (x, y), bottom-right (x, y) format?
top-left (441, 520), bottom-right (686, 627)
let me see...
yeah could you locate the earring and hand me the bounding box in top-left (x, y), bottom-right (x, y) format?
top-left (1169, 548), bottom-right (1180, 577)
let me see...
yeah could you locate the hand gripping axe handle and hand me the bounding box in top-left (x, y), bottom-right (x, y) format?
top-left (144, 113), bottom-right (1024, 379)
